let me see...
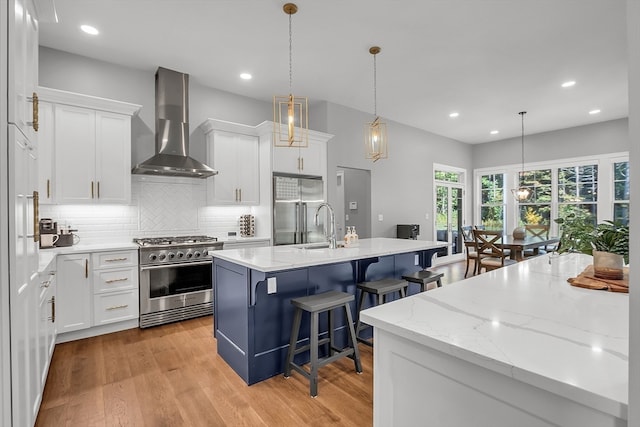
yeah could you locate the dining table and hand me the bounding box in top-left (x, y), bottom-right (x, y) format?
top-left (498, 235), bottom-right (560, 261)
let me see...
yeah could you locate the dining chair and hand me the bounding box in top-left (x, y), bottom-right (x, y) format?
top-left (524, 224), bottom-right (551, 257)
top-left (460, 226), bottom-right (480, 277)
top-left (473, 229), bottom-right (517, 273)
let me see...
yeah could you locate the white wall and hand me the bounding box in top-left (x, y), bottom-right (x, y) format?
top-left (315, 101), bottom-right (473, 241)
top-left (472, 118), bottom-right (629, 169)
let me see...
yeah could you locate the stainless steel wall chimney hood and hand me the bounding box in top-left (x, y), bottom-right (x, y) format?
top-left (132, 67), bottom-right (218, 178)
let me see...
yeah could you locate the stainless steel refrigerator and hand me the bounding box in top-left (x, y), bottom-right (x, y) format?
top-left (273, 174), bottom-right (325, 245)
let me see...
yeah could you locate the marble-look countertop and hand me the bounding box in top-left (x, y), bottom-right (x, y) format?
top-left (38, 242), bottom-right (138, 272)
top-left (360, 253), bottom-right (628, 419)
top-left (211, 237), bottom-right (447, 272)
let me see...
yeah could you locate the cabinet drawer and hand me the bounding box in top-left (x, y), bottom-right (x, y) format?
top-left (93, 267), bottom-right (138, 293)
top-left (92, 250), bottom-right (138, 269)
top-left (94, 290), bottom-right (139, 325)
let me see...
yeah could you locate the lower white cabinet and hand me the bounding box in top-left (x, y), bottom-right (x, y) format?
top-left (37, 269), bottom-right (56, 389)
top-left (57, 249), bottom-right (139, 336)
top-left (56, 253), bottom-right (92, 333)
top-left (92, 250), bottom-right (138, 326)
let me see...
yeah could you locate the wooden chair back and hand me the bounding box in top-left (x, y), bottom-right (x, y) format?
top-left (460, 226), bottom-right (474, 242)
top-left (472, 229), bottom-right (505, 258)
top-left (525, 224), bottom-right (550, 239)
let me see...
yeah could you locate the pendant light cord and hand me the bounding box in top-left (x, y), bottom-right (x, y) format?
top-left (289, 13), bottom-right (293, 93)
top-left (373, 53), bottom-right (377, 116)
top-left (519, 111), bottom-right (526, 179)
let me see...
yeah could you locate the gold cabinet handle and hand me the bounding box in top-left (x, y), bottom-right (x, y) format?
top-left (105, 277), bottom-right (128, 284)
top-left (28, 92), bottom-right (39, 132)
top-left (40, 280), bottom-right (51, 288)
top-left (85, 259), bottom-right (89, 278)
top-left (46, 179), bottom-right (50, 199)
top-left (49, 296), bottom-right (55, 323)
top-left (106, 304), bottom-right (129, 311)
top-left (239, 188), bottom-right (242, 202)
top-left (97, 181), bottom-right (100, 198)
top-left (91, 181), bottom-right (94, 199)
top-left (301, 157), bottom-right (304, 170)
top-left (104, 257), bottom-right (127, 262)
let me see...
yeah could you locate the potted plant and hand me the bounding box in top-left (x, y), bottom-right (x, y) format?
top-left (555, 214), bottom-right (628, 279)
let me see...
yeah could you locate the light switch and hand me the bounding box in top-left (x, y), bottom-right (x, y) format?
top-left (345, 214), bottom-right (350, 221)
top-left (267, 277), bottom-right (277, 294)
top-left (378, 214), bottom-right (384, 221)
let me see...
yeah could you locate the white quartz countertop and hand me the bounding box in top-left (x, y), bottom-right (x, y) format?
top-left (38, 242), bottom-right (138, 272)
top-left (211, 238), bottom-right (447, 272)
top-left (360, 253), bottom-right (628, 419)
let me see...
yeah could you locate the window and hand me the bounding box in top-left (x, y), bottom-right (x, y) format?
top-left (480, 173), bottom-right (505, 230)
top-left (557, 164), bottom-right (598, 225)
top-left (518, 169), bottom-right (552, 225)
top-left (613, 161), bottom-right (629, 225)
top-left (435, 170), bottom-right (462, 183)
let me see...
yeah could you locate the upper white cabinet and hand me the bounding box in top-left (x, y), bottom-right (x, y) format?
top-left (272, 138), bottom-right (327, 177)
top-left (37, 87), bottom-right (141, 204)
top-left (201, 119), bottom-right (260, 205)
top-left (263, 123), bottom-right (332, 179)
top-left (8, 0), bottom-right (39, 141)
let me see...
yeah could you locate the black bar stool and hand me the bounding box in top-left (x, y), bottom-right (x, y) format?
top-left (355, 278), bottom-right (408, 346)
top-left (402, 270), bottom-right (444, 292)
top-left (284, 290), bottom-right (362, 397)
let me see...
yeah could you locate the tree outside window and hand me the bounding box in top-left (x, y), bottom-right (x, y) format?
top-left (613, 161), bottom-right (629, 225)
top-left (518, 169), bottom-right (552, 225)
top-left (557, 164), bottom-right (598, 225)
top-left (480, 173), bottom-right (504, 230)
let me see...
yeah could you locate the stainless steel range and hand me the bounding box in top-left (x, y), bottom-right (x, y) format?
top-left (134, 235), bottom-right (223, 328)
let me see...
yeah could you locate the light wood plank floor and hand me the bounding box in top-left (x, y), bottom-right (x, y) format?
top-left (35, 260), bottom-right (467, 427)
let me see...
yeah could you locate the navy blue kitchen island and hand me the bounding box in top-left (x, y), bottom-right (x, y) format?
top-left (212, 238), bottom-right (447, 385)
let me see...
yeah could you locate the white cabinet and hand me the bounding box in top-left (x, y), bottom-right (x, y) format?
top-left (57, 253), bottom-right (92, 333)
top-left (37, 101), bottom-right (54, 202)
top-left (8, 0), bottom-right (39, 141)
top-left (92, 250), bottom-right (139, 326)
top-left (37, 87), bottom-right (141, 204)
top-left (201, 120), bottom-right (260, 205)
top-left (272, 137), bottom-right (327, 177)
top-left (37, 268), bottom-right (56, 393)
top-left (56, 249), bottom-right (138, 339)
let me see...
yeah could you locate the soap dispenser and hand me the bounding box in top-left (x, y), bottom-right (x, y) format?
top-left (344, 226), bottom-right (352, 246)
top-left (352, 227), bottom-right (359, 242)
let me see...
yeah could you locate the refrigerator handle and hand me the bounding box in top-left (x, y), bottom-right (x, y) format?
top-left (302, 203), bottom-right (308, 243)
top-left (294, 202), bottom-right (300, 244)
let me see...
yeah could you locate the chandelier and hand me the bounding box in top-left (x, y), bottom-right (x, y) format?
top-left (364, 46), bottom-right (388, 162)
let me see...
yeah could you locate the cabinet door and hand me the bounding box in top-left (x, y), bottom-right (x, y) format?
top-left (54, 105), bottom-right (96, 203)
top-left (299, 139), bottom-right (326, 177)
top-left (235, 134), bottom-right (260, 204)
top-left (10, 130), bottom-right (39, 427)
top-left (95, 112), bottom-right (131, 203)
top-left (272, 145), bottom-right (303, 175)
top-left (38, 272), bottom-right (55, 390)
top-left (209, 131), bottom-right (239, 204)
top-left (8, 0), bottom-right (38, 139)
top-left (37, 101), bottom-right (54, 203)
top-left (56, 253), bottom-right (92, 333)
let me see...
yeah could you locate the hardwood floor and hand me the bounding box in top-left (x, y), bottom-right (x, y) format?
top-left (36, 260), bottom-right (467, 427)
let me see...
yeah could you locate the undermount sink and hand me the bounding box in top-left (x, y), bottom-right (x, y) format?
top-left (295, 243), bottom-right (331, 250)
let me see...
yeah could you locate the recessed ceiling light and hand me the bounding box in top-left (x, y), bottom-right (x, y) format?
top-left (80, 24), bottom-right (99, 35)
top-left (589, 109), bottom-right (601, 115)
top-left (561, 80), bottom-right (576, 88)
top-left (449, 112), bottom-right (459, 118)
top-left (240, 73), bottom-right (252, 80)
top-left (490, 130), bottom-right (499, 135)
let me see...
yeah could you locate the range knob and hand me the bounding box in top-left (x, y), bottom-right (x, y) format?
top-left (148, 253), bottom-right (157, 261)
top-left (186, 252), bottom-right (193, 259)
top-left (176, 251), bottom-right (184, 258)
top-left (167, 252), bottom-right (175, 260)
top-left (193, 251), bottom-right (201, 258)
top-left (201, 249), bottom-right (208, 256)
top-left (158, 253), bottom-right (166, 261)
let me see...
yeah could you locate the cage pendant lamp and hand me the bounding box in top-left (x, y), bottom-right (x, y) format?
top-left (273, 3), bottom-right (308, 148)
top-left (365, 46), bottom-right (388, 162)
top-left (511, 111), bottom-right (531, 201)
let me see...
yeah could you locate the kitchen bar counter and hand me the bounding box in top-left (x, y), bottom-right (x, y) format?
top-left (360, 253), bottom-right (628, 426)
top-left (212, 238), bottom-right (447, 384)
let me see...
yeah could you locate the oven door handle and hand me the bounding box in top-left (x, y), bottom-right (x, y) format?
top-left (140, 260), bottom-right (213, 271)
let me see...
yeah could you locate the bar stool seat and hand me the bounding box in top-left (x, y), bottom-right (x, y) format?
top-left (355, 278), bottom-right (408, 346)
top-left (402, 270), bottom-right (444, 292)
top-left (284, 290), bottom-right (362, 397)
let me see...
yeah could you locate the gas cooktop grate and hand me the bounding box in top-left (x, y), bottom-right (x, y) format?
top-left (133, 235), bottom-right (218, 247)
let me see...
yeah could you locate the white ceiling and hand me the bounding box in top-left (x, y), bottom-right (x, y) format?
top-left (38, 0), bottom-right (628, 144)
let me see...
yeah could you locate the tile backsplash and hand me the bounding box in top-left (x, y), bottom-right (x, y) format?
top-left (40, 176), bottom-right (262, 244)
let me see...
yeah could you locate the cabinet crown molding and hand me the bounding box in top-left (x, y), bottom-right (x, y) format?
top-left (38, 86), bottom-right (142, 116)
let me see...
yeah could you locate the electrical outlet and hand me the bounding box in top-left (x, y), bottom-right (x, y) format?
top-left (414, 254), bottom-right (420, 265)
top-left (267, 277), bottom-right (277, 294)
top-left (378, 214), bottom-right (384, 221)
top-left (425, 213), bottom-right (429, 220)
